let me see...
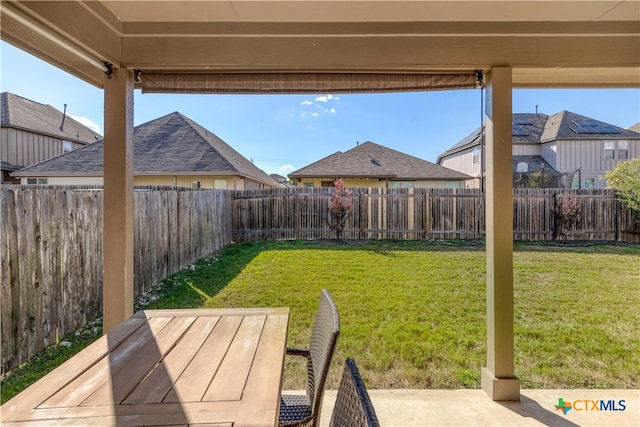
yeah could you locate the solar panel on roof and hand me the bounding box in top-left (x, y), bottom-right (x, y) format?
top-left (569, 119), bottom-right (620, 134)
top-left (512, 124), bottom-right (528, 136)
top-left (513, 117), bottom-right (533, 125)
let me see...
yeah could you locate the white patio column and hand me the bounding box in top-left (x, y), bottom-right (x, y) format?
top-left (481, 67), bottom-right (520, 400)
top-left (103, 67), bottom-right (135, 333)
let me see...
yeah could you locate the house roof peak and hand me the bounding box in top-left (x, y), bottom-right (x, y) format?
top-left (13, 111), bottom-right (281, 187)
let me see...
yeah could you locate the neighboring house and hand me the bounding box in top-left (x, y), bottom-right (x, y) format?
top-left (13, 112), bottom-right (282, 189)
top-left (437, 111), bottom-right (640, 189)
top-left (1, 92), bottom-right (102, 183)
top-left (288, 141), bottom-right (471, 188)
top-left (270, 173), bottom-right (292, 186)
top-left (630, 122), bottom-right (640, 133)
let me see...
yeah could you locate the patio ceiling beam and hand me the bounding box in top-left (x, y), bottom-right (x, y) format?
top-left (2, 1), bottom-right (638, 88)
top-left (121, 34), bottom-right (637, 74)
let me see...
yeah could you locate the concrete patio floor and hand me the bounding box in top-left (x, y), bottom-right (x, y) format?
top-left (315, 389), bottom-right (639, 426)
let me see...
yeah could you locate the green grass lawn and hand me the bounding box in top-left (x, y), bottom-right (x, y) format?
top-left (2, 240), bottom-right (639, 403)
top-left (140, 240), bottom-right (640, 391)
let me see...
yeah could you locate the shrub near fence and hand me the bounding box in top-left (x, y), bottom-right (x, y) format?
top-left (0, 185), bottom-right (232, 374)
top-left (230, 187), bottom-right (640, 243)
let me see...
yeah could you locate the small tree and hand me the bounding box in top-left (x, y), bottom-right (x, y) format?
top-left (524, 170), bottom-right (554, 188)
top-left (553, 195), bottom-right (581, 240)
top-left (329, 179), bottom-right (352, 239)
top-left (604, 157), bottom-right (640, 219)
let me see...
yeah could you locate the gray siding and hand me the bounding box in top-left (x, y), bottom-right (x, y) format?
top-left (512, 144), bottom-right (541, 156)
top-left (556, 139), bottom-right (640, 189)
top-left (439, 147), bottom-right (480, 177)
top-left (541, 142), bottom-right (557, 169)
top-left (1, 128), bottom-right (85, 168)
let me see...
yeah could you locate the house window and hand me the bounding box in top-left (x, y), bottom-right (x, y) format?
top-left (516, 162), bottom-right (528, 173)
top-left (214, 179), bottom-right (227, 189)
top-left (389, 181), bottom-right (414, 188)
top-left (584, 178), bottom-right (595, 189)
top-left (472, 147), bottom-right (479, 164)
top-left (303, 182), bottom-right (314, 188)
top-left (618, 141), bottom-right (628, 159)
top-left (28, 178), bottom-right (48, 184)
top-left (321, 181), bottom-right (334, 187)
top-left (604, 141), bottom-right (615, 159)
top-left (571, 177), bottom-right (580, 189)
top-left (191, 181), bottom-right (201, 189)
top-left (63, 141), bottom-right (73, 153)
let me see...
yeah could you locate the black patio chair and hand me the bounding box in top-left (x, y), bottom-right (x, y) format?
top-left (279, 289), bottom-right (340, 427)
top-left (328, 358), bottom-right (380, 427)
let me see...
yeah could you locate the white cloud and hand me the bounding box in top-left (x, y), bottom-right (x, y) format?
top-left (315, 94), bottom-right (339, 103)
top-left (70, 115), bottom-right (101, 134)
top-left (298, 94), bottom-right (339, 119)
top-left (278, 164), bottom-right (295, 173)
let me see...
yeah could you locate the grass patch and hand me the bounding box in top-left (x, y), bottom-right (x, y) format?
top-left (2, 240), bottom-right (639, 403)
top-left (147, 240), bottom-right (640, 391)
top-left (0, 320), bottom-right (102, 404)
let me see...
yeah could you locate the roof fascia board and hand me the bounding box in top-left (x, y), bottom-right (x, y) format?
top-left (1, 124), bottom-right (94, 144)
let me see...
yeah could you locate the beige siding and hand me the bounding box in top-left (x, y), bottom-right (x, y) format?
top-left (20, 176), bottom-right (102, 185)
top-left (296, 177), bottom-right (384, 188)
top-left (18, 174), bottom-right (255, 189)
top-left (1, 128), bottom-right (85, 167)
top-left (49, 176), bottom-right (103, 185)
top-left (295, 177), bottom-right (464, 189)
top-left (136, 175), bottom-right (177, 187)
top-left (146, 175), bottom-right (242, 189)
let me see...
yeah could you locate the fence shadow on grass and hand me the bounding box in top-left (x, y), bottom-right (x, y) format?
top-left (139, 241), bottom-right (266, 310)
top-left (252, 238), bottom-right (638, 257)
top-left (145, 239), bottom-right (639, 311)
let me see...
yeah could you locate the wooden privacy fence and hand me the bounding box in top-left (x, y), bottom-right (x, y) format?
top-left (231, 187), bottom-right (640, 243)
top-left (0, 185), bottom-right (232, 374)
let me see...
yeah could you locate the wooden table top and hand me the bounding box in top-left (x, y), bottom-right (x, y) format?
top-left (1, 307), bottom-right (290, 427)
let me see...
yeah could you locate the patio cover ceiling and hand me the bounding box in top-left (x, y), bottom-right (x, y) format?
top-left (1, 0), bottom-right (639, 90)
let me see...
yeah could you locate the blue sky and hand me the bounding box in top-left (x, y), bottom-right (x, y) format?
top-left (2, 41), bottom-right (639, 176)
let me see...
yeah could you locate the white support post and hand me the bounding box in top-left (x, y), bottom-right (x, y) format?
top-left (481, 67), bottom-right (521, 401)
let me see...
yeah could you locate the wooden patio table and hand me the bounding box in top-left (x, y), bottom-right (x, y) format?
top-left (1, 307), bottom-right (290, 427)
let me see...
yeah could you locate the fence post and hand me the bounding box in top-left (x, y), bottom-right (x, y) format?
top-left (359, 193), bottom-right (366, 239)
top-left (552, 192), bottom-right (558, 240)
top-left (294, 191), bottom-right (300, 240)
top-left (615, 195), bottom-right (620, 242)
top-left (425, 191), bottom-right (431, 239)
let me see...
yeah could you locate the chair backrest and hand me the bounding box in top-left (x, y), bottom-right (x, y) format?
top-left (329, 358), bottom-right (380, 427)
top-left (307, 289), bottom-right (340, 425)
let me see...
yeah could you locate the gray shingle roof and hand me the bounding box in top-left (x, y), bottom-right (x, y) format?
top-left (13, 112), bottom-right (281, 187)
top-left (1, 92), bottom-right (102, 143)
top-left (541, 110), bottom-right (640, 142)
top-left (438, 111), bottom-right (640, 163)
top-left (289, 141), bottom-right (470, 180)
top-left (441, 113), bottom-right (551, 160)
top-left (512, 155), bottom-right (556, 173)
